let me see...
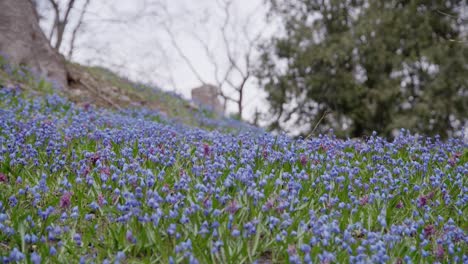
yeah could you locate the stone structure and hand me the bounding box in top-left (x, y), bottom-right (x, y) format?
top-left (0, 0), bottom-right (68, 89)
top-left (191, 84), bottom-right (224, 115)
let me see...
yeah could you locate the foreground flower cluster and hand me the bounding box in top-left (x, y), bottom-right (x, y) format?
top-left (0, 87), bottom-right (467, 263)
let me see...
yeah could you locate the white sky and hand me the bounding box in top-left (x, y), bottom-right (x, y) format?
top-left (38, 0), bottom-right (276, 123)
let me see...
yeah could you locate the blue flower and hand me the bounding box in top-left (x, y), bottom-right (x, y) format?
top-left (9, 248), bottom-right (24, 261)
top-left (50, 246), bottom-right (57, 256)
top-left (30, 252), bottom-right (41, 264)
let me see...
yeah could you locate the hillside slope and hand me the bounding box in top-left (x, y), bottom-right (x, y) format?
top-left (0, 54), bottom-right (467, 264)
top-left (0, 55), bottom-right (257, 134)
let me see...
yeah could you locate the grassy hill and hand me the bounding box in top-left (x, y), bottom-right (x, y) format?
top-left (0, 55), bottom-right (257, 134)
top-left (0, 55), bottom-right (467, 263)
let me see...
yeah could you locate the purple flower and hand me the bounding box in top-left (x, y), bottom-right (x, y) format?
top-left (359, 195), bottom-right (369, 206)
top-left (167, 224), bottom-right (177, 236)
top-left (98, 194), bottom-right (106, 207)
top-left (396, 200), bottom-right (404, 209)
top-left (9, 248), bottom-right (24, 261)
top-left (423, 225), bottom-right (435, 238)
top-left (89, 201), bottom-right (99, 210)
top-left (226, 200), bottom-right (239, 214)
top-left (0, 173), bottom-right (7, 183)
top-left (8, 195), bottom-right (17, 207)
top-left (418, 196), bottom-right (428, 207)
top-left (73, 233), bottom-right (82, 246)
top-left (60, 192), bottom-right (72, 208)
top-left (116, 251), bottom-right (125, 262)
top-left (231, 229), bottom-right (240, 237)
top-left (203, 143), bottom-right (210, 156)
top-left (50, 246), bottom-right (57, 256)
top-left (300, 244), bottom-right (311, 253)
top-left (126, 230), bottom-right (136, 244)
top-left (419, 191), bottom-right (436, 207)
top-left (287, 244), bottom-right (296, 255)
top-left (30, 252), bottom-right (41, 264)
top-left (436, 244), bottom-right (445, 260)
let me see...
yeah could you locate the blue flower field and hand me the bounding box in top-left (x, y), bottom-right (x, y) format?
top-left (0, 77), bottom-right (467, 262)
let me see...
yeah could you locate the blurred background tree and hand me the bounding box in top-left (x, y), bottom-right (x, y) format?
top-left (258, 0), bottom-right (468, 138)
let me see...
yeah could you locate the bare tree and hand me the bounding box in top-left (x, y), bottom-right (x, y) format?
top-left (47, 0), bottom-right (76, 50)
top-left (44, 0), bottom-right (92, 58)
top-left (67, 0), bottom-right (91, 59)
top-left (160, 0), bottom-right (265, 119)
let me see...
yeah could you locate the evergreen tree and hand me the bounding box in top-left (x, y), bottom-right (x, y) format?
top-left (258, 0), bottom-right (467, 138)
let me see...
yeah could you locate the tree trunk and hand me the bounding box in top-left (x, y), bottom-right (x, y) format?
top-left (0, 0), bottom-right (68, 89)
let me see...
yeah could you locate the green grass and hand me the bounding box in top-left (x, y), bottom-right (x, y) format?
top-left (0, 55), bottom-right (466, 264)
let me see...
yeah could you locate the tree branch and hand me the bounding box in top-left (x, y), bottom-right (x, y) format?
top-left (162, 23), bottom-right (206, 85)
top-left (47, 0), bottom-right (60, 42)
top-left (54, 0), bottom-right (76, 50)
top-left (68, 0), bottom-right (91, 59)
top-left (219, 0), bottom-right (246, 79)
top-left (189, 31), bottom-right (223, 85)
top-left (160, 3), bottom-right (206, 85)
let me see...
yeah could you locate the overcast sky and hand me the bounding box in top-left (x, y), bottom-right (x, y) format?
top-left (38, 0), bottom-right (275, 122)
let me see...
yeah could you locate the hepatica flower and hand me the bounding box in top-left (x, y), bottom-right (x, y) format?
top-left (0, 89), bottom-right (466, 263)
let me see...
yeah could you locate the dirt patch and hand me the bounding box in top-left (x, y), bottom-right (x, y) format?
top-left (66, 63), bottom-right (141, 109)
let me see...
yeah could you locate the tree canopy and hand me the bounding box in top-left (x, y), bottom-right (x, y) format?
top-left (258, 0), bottom-right (468, 138)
